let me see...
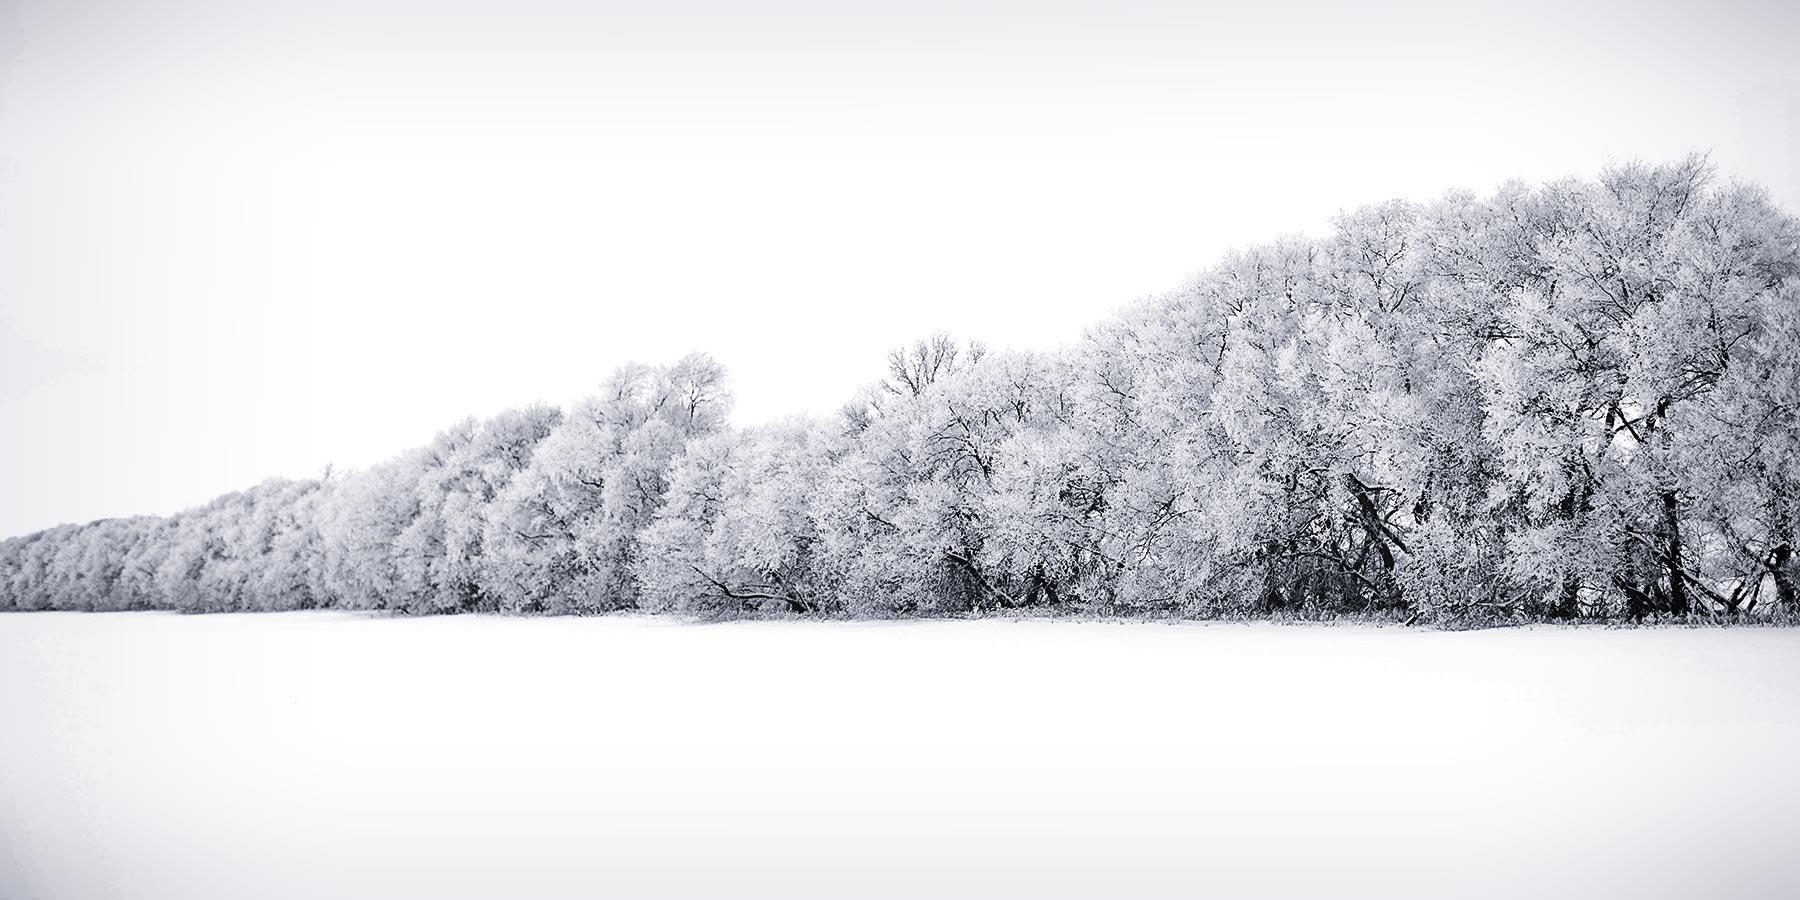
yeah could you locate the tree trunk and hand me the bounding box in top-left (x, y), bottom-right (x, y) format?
top-left (1662, 490), bottom-right (1690, 616)
top-left (1618, 537), bottom-right (1649, 619)
top-left (1772, 543), bottom-right (1797, 610)
top-left (1554, 573), bottom-right (1582, 619)
top-left (1772, 488), bottom-right (1797, 611)
top-left (1260, 541), bottom-right (1287, 612)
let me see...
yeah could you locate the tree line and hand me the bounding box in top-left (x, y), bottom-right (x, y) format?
top-left (4, 157), bottom-right (1798, 624)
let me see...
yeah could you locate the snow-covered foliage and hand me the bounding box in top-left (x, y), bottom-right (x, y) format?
top-left (4, 159), bottom-right (1797, 623)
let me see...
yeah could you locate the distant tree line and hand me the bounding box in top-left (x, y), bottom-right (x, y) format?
top-left (4, 158), bottom-right (1799, 624)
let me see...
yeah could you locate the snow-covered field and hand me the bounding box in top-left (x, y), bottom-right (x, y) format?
top-left (2, 613), bottom-right (1798, 899)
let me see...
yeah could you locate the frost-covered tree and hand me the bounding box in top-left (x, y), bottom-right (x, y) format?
top-left (317, 450), bottom-right (433, 610)
top-left (637, 419), bottom-right (832, 614)
top-left (4, 160), bottom-right (1797, 626)
top-left (1479, 158), bottom-right (1800, 618)
top-left (814, 351), bottom-right (1062, 613)
top-left (391, 405), bottom-right (562, 613)
top-left (1667, 238), bottom-right (1800, 611)
top-left (480, 354), bottom-right (730, 613)
top-left (250, 479), bottom-right (329, 611)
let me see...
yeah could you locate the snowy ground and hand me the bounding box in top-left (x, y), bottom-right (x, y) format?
top-left (2, 614), bottom-right (1798, 900)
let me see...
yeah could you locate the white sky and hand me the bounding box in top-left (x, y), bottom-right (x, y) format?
top-left (2, 0), bottom-right (1798, 537)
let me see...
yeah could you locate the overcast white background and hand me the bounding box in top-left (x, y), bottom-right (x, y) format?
top-left (1, 0), bottom-right (1797, 538)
